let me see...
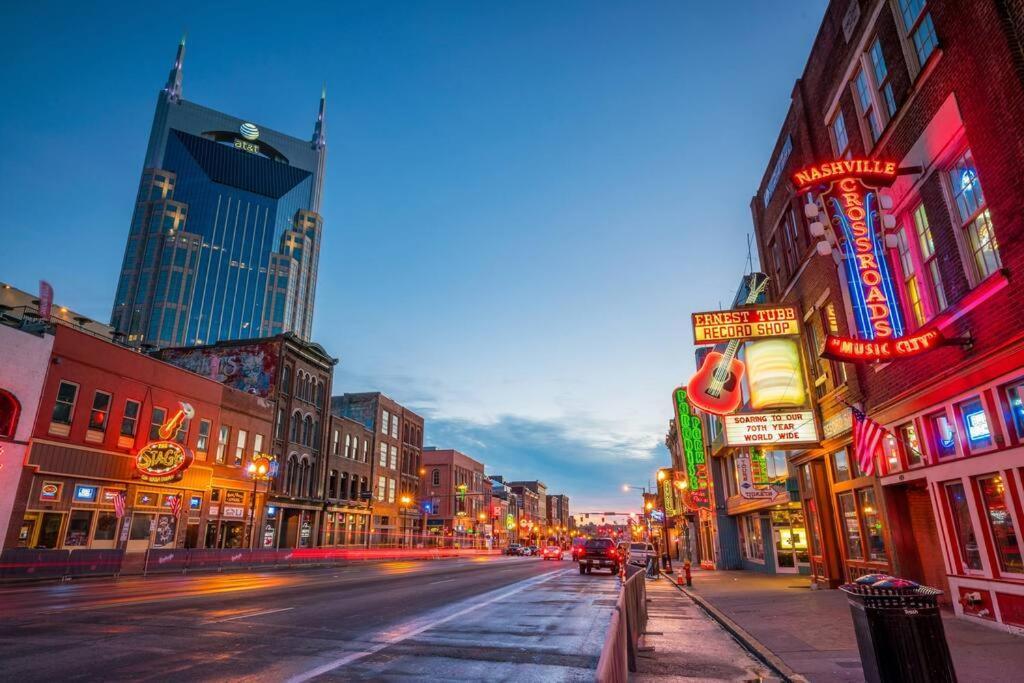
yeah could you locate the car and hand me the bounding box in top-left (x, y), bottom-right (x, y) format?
top-left (571, 537), bottom-right (588, 561)
top-left (578, 537), bottom-right (619, 575)
top-left (616, 541), bottom-right (630, 562)
top-left (626, 542), bottom-right (656, 566)
top-left (504, 544), bottom-right (522, 556)
top-left (527, 545), bottom-right (540, 556)
top-left (541, 545), bottom-right (564, 560)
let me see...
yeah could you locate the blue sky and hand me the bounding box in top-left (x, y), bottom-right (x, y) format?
top-left (0, 1), bottom-right (827, 513)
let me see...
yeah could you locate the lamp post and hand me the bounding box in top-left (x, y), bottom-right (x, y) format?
top-left (400, 495), bottom-right (414, 547)
top-left (246, 455), bottom-right (274, 549)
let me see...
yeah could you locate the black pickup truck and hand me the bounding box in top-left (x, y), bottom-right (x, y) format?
top-left (578, 537), bottom-right (620, 575)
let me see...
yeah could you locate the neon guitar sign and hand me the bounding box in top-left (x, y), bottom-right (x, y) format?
top-left (687, 275), bottom-right (769, 416)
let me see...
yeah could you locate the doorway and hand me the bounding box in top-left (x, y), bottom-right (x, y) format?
top-left (771, 507), bottom-right (810, 573)
top-left (127, 513), bottom-right (154, 553)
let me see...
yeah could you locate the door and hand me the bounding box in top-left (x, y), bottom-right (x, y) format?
top-left (37, 513), bottom-right (64, 549)
top-left (127, 513), bottom-right (155, 553)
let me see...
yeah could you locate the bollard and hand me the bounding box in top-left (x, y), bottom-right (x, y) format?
top-left (684, 560), bottom-right (692, 587)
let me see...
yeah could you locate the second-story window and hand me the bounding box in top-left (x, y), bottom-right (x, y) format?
top-left (831, 112), bottom-right (850, 157)
top-left (88, 391), bottom-right (112, 433)
top-left (196, 419), bottom-right (211, 457)
top-left (899, 0), bottom-right (938, 67)
top-left (216, 425), bottom-right (230, 464)
top-left (895, 228), bottom-right (926, 328)
top-left (869, 40), bottom-right (896, 117)
top-left (150, 407), bottom-right (166, 440)
top-left (913, 204), bottom-right (947, 310)
top-left (121, 399), bottom-right (141, 437)
top-left (234, 429), bottom-right (247, 467)
top-left (854, 69), bottom-right (882, 143)
top-left (51, 381), bottom-right (79, 427)
top-left (949, 149), bottom-right (1001, 281)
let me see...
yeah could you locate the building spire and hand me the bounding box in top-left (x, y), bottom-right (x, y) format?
top-left (164, 34), bottom-right (186, 102)
top-left (313, 83), bottom-right (326, 148)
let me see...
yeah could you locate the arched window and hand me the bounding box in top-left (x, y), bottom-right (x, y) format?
top-left (432, 469), bottom-right (440, 486)
top-left (313, 420), bottom-right (320, 449)
top-left (290, 411), bottom-right (301, 443)
top-left (359, 476), bottom-right (368, 498)
top-left (316, 382), bottom-right (324, 408)
top-left (286, 455), bottom-right (299, 496)
top-left (303, 415), bottom-right (313, 446)
top-left (328, 469), bottom-right (338, 498)
top-left (0, 389), bottom-right (20, 439)
top-left (282, 366), bottom-right (292, 395)
top-left (299, 459), bottom-right (310, 497)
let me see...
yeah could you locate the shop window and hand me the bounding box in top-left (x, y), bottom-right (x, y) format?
top-left (882, 434), bottom-right (901, 473)
top-left (838, 492), bottom-right (864, 560)
top-left (51, 380), bottom-right (79, 427)
top-left (64, 510), bottom-right (93, 547)
top-left (928, 410), bottom-right (957, 458)
top-left (944, 481), bottom-right (983, 571)
top-left (977, 474), bottom-right (1024, 574)
top-left (149, 407), bottom-right (166, 441)
top-left (958, 396), bottom-right (994, 452)
top-left (857, 488), bottom-right (887, 562)
top-left (93, 512), bottom-right (118, 541)
top-left (1007, 383), bottom-right (1024, 441)
top-left (833, 448), bottom-right (853, 482)
top-left (740, 515), bottom-right (765, 562)
top-left (88, 391), bottom-right (111, 433)
top-left (121, 400), bottom-right (140, 438)
top-left (897, 421), bottom-right (924, 467)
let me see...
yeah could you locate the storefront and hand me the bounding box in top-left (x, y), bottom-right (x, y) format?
top-left (323, 507), bottom-right (370, 546)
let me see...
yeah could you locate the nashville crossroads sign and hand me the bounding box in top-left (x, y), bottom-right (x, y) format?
top-left (691, 304), bottom-right (800, 344)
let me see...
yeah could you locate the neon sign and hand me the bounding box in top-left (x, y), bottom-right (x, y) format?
top-left (793, 159), bottom-right (897, 188)
top-left (673, 387), bottom-right (709, 508)
top-left (821, 326), bottom-right (944, 362)
top-left (136, 402), bottom-right (195, 483)
top-left (691, 305), bottom-right (800, 344)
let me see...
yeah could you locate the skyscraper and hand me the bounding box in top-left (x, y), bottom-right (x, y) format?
top-left (111, 38), bottom-right (327, 347)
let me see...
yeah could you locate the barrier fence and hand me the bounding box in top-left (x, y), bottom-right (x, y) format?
top-left (596, 564), bottom-right (649, 683)
top-left (0, 546), bottom-right (502, 582)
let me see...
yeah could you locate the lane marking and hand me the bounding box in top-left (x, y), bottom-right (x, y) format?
top-left (205, 607), bottom-right (294, 623)
top-left (285, 567), bottom-right (571, 682)
top-left (428, 578), bottom-right (456, 585)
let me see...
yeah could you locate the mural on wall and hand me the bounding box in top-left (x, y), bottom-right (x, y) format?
top-left (160, 342), bottom-right (278, 397)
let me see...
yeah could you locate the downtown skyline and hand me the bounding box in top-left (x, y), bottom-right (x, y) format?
top-left (0, 1), bottom-right (828, 512)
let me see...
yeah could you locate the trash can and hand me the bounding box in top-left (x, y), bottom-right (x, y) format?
top-left (840, 577), bottom-right (957, 683)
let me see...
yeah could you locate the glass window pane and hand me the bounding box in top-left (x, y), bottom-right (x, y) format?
top-left (838, 492), bottom-right (864, 560)
top-left (833, 449), bottom-right (851, 482)
top-left (978, 475), bottom-right (1024, 573)
top-left (930, 411), bottom-right (957, 458)
top-left (898, 422), bottom-right (923, 466)
top-left (945, 482), bottom-right (983, 571)
top-left (959, 396), bottom-right (993, 450)
top-left (858, 488), bottom-right (887, 562)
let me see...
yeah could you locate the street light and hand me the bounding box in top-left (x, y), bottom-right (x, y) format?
top-left (657, 470), bottom-right (667, 482)
top-left (246, 455), bottom-right (274, 549)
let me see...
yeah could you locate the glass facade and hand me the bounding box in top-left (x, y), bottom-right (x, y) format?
top-left (111, 49), bottom-right (326, 347)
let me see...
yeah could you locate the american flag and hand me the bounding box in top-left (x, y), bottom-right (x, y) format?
top-left (168, 495), bottom-right (182, 518)
top-left (852, 405), bottom-right (887, 477)
top-left (113, 490), bottom-right (127, 519)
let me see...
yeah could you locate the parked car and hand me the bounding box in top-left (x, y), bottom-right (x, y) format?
top-left (504, 544), bottom-right (522, 556)
top-left (578, 537), bottom-right (619, 575)
top-left (541, 545), bottom-right (564, 561)
top-left (625, 542), bottom-right (656, 566)
top-left (571, 537), bottom-right (588, 561)
top-left (526, 545), bottom-right (539, 556)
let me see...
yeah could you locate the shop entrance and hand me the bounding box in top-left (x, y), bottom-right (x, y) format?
top-left (126, 513), bottom-right (178, 552)
top-left (884, 480), bottom-right (951, 603)
top-left (19, 512), bottom-right (64, 548)
top-left (771, 506), bottom-right (810, 573)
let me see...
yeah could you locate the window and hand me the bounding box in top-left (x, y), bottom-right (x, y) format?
top-left (740, 515), bottom-right (764, 562)
top-left (94, 512), bottom-right (118, 541)
top-left (328, 470), bottom-right (338, 498)
top-left (897, 421), bottom-right (923, 467)
top-left (391, 416), bottom-right (399, 439)
top-left (121, 399), bottom-right (141, 438)
top-left (149, 407), bottom-right (166, 440)
top-left (282, 366), bottom-right (292, 395)
top-left (216, 425), bottom-right (230, 464)
top-left (831, 113), bottom-right (850, 157)
top-left (290, 411), bottom-right (300, 443)
top-left (945, 481), bottom-right (983, 571)
top-left (977, 474), bottom-right (1023, 573)
top-left (912, 204), bottom-right (947, 310)
top-left (1007, 382), bottom-right (1024, 440)
top-left (174, 415), bottom-right (189, 444)
top-left (895, 228), bottom-right (926, 328)
top-left (196, 419), bottom-right (211, 456)
top-left (87, 391), bottom-right (111, 433)
top-left (253, 433), bottom-right (264, 455)
top-left (833, 448), bottom-right (852, 483)
top-left (432, 469), bottom-right (440, 486)
top-left (928, 410), bottom-right (957, 458)
top-left (381, 410), bottom-right (390, 434)
top-left (854, 69), bottom-right (881, 142)
top-left (377, 475), bottom-right (386, 502)
top-left (949, 149), bottom-right (1000, 280)
top-left (379, 443), bottom-right (388, 467)
top-left (388, 478), bottom-right (396, 504)
top-left (344, 434), bottom-right (351, 458)
top-left (838, 492), bottom-right (864, 560)
top-left (234, 430), bottom-right (247, 467)
top-left (858, 488), bottom-right (887, 562)
top-left (0, 389), bottom-right (20, 439)
top-left (899, 0), bottom-right (937, 65)
top-left (52, 381), bottom-right (79, 426)
top-left (390, 445), bottom-right (398, 469)
top-left (275, 408), bottom-right (284, 439)
top-left (958, 396), bottom-right (993, 452)
top-left (869, 39), bottom-right (896, 117)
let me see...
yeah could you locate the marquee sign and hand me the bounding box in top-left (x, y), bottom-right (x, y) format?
top-left (821, 326), bottom-right (944, 362)
top-left (673, 387), bottom-right (710, 508)
top-left (135, 402), bottom-right (195, 483)
top-left (722, 410), bottom-right (818, 447)
top-left (691, 305), bottom-right (800, 344)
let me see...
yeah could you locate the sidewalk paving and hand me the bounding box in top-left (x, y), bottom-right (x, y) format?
top-left (679, 569), bottom-right (1024, 683)
top-left (633, 576), bottom-right (779, 682)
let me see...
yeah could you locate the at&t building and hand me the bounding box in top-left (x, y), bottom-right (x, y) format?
top-left (111, 38), bottom-right (327, 347)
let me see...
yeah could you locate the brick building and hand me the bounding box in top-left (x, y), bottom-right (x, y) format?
top-left (420, 448), bottom-right (490, 545)
top-left (322, 414), bottom-right (373, 546)
top-left (5, 323), bottom-right (273, 552)
top-left (751, 0), bottom-right (1024, 629)
top-left (331, 393), bottom-right (423, 545)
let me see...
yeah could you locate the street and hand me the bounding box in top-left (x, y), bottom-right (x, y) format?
top-left (0, 556), bottom-right (615, 681)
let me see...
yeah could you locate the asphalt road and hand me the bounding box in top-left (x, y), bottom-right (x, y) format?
top-left (0, 555), bottom-right (616, 681)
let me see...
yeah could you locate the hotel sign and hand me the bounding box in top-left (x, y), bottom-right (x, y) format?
top-left (691, 305), bottom-right (800, 344)
top-left (723, 410), bottom-right (818, 447)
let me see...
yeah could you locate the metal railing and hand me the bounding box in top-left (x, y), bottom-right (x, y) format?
top-left (596, 565), bottom-right (648, 682)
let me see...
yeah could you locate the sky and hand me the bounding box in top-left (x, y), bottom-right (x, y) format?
top-left (0, 1), bottom-right (828, 514)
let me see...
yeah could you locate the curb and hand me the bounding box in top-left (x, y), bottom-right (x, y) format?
top-left (661, 572), bottom-right (809, 683)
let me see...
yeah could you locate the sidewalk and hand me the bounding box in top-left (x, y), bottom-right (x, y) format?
top-left (632, 576), bottom-right (779, 682)
top-left (678, 569), bottom-right (1024, 683)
